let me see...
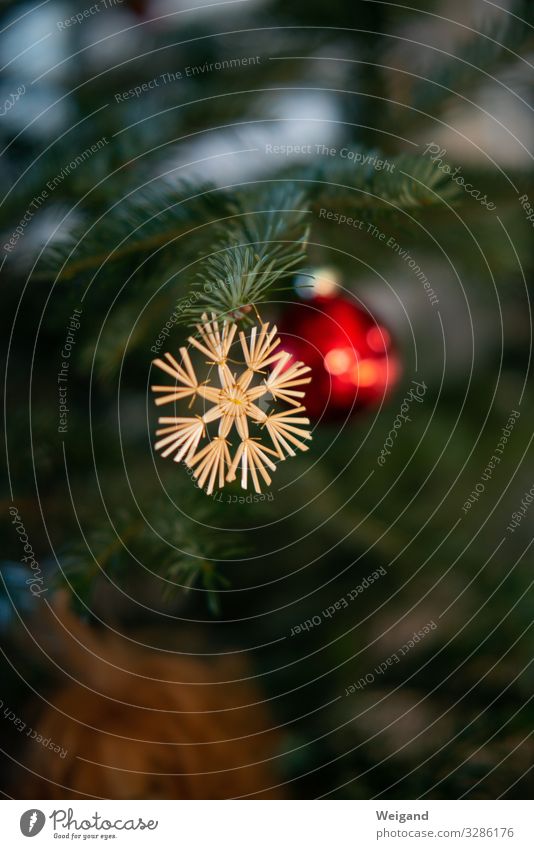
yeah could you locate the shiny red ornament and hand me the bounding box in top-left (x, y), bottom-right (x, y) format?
top-left (277, 295), bottom-right (401, 419)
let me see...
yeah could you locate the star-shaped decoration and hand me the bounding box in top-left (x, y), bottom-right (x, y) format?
top-left (151, 313), bottom-right (312, 494)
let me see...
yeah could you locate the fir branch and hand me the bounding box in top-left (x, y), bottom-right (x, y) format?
top-left (35, 153), bottom-right (457, 300)
top-left (38, 181), bottom-right (238, 281)
top-left (302, 151), bottom-right (460, 211)
top-left (178, 185), bottom-right (310, 324)
top-left (58, 501), bottom-right (240, 615)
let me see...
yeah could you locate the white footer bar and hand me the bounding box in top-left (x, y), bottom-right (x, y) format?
top-left (2, 800), bottom-right (532, 848)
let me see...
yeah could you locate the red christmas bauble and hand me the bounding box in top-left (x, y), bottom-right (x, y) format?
top-left (277, 295), bottom-right (401, 420)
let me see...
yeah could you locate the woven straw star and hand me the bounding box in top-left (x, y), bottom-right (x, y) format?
top-left (151, 313), bottom-right (312, 494)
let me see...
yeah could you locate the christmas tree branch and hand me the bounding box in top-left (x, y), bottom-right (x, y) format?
top-left (34, 153), bottom-right (459, 304)
top-left (178, 184), bottom-right (310, 323)
top-left (38, 181), bottom-right (238, 282)
top-left (58, 497), bottom-right (238, 616)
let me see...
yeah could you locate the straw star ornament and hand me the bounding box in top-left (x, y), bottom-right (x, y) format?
top-left (151, 313), bottom-right (312, 494)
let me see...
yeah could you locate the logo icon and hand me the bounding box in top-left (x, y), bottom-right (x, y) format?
top-left (20, 810), bottom-right (46, 837)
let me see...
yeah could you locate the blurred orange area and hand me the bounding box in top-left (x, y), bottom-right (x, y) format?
top-left (19, 597), bottom-right (281, 800)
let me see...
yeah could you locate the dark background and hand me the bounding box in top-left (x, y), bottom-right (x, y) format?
top-left (1, 0), bottom-right (534, 799)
